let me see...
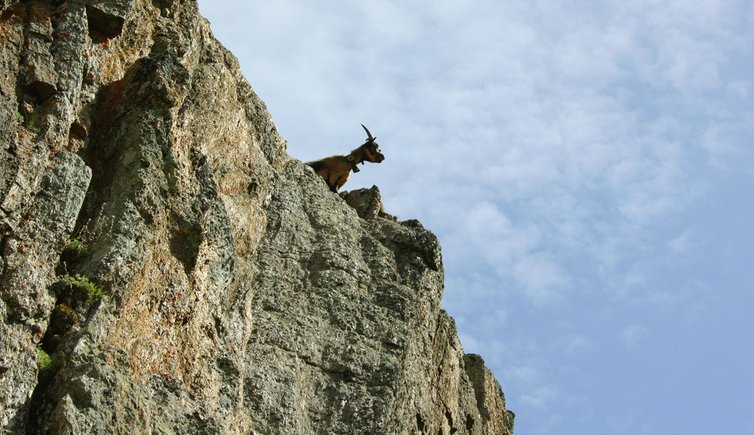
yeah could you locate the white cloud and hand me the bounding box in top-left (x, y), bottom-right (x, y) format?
top-left (668, 230), bottom-right (695, 255)
top-left (561, 334), bottom-right (593, 356)
top-left (725, 81), bottom-right (750, 99)
top-left (457, 202), bottom-right (539, 264)
top-left (622, 324), bottom-right (650, 347)
top-left (509, 365), bottom-right (543, 384)
top-left (521, 385), bottom-right (560, 408)
top-left (700, 119), bottom-right (754, 171)
top-left (512, 254), bottom-right (570, 304)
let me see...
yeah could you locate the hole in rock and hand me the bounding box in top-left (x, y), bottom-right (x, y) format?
top-left (86, 5), bottom-right (124, 42)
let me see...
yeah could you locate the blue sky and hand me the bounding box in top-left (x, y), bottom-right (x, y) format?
top-left (198, 1), bottom-right (754, 433)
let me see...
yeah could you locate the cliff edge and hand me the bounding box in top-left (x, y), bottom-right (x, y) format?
top-left (0, 1), bottom-right (514, 433)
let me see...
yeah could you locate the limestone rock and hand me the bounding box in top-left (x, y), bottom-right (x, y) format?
top-left (340, 185), bottom-right (397, 221)
top-left (0, 0), bottom-right (514, 433)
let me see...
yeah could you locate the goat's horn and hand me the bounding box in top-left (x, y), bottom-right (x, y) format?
top-left (361, 124), bottom-right (375, 141)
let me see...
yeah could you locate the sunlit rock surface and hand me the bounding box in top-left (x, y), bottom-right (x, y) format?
top-left (0, 1), bottom-right (513, 433)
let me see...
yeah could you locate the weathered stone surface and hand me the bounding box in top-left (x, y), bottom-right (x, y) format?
top-left (0, 0), bottom-right (513, 433)
top-left (341, 185), bottom-right (397, 221)
top-left (465, 354), bottom-right (516, 435)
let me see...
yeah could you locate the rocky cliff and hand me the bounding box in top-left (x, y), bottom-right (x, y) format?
top-left (0, 1), bottom-right (514, 433)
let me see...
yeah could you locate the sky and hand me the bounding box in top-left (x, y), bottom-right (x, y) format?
top-left (197, 1), bottom-right (754, 434)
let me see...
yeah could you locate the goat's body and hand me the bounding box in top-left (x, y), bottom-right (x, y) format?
top-left (306, 156), bottom-right (354, 192)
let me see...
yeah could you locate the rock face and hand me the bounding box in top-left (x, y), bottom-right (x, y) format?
top-left (0, 1), bottom-right (514, 434)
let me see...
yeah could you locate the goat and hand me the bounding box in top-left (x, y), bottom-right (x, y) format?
top-left (306, 124), bottom-right (385, 193)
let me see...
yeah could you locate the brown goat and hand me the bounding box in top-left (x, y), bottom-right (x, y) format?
top-left (307, 124), bottom-right (385, 193)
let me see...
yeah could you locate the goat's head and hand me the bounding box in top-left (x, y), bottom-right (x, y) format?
top-left (360, 124), bottom-right (385, 163)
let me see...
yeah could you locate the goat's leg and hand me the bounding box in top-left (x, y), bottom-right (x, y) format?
top-left (333, 175), bottom-right (349, 193)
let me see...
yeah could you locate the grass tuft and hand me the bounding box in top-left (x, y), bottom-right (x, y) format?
top-left (55, 274), bottom-right (105, 305)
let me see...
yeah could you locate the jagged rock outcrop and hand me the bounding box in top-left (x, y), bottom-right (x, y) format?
top-left (0, 1), bottom-right (514, 434)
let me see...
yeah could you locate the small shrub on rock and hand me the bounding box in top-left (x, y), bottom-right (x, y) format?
top-left (53, 274), bottom-right (105, 309)
top-left (36, 347), bottom-right (55, 374)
